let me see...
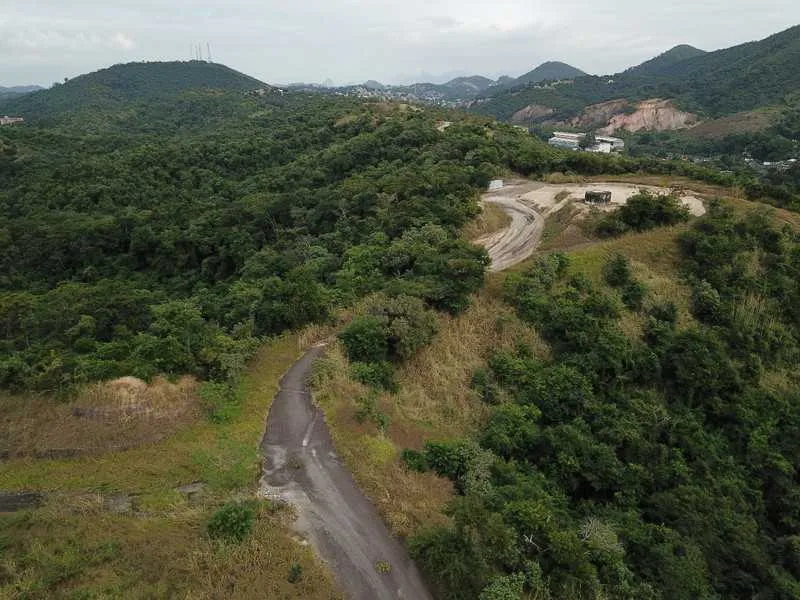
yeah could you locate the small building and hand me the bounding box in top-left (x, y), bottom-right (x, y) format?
top-left (585, 191), bottom-right (612, 204)
top-left (548, 131), bottom-right (624, 153)
top-left (488, 179), bottom-right (504, 191)
top-left (0, 116), bottom-right (24, 126)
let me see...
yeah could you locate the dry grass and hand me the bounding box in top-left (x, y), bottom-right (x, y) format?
top-left (0, 333), bottom-right (342, 599)
top-left (543, 172), bottom-right (587, 184)
top-left (0, 499), bottom-right (341, 599)
top-left (312, 289), bottom-right (548, 539)
top-left (1, 377), bottom-right (199, 458)
top-left (463, 202), bottom-right (512, 241)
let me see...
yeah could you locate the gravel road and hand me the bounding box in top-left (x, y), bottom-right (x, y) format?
top-left (260, 345), bottom-right (433, 600)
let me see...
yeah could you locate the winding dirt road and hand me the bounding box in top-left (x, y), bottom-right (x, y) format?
top-left (260, 345), bottom-right (433, 600)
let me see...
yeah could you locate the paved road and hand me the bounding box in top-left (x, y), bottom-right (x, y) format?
top-left (260, 345), bottom-right (433, 600)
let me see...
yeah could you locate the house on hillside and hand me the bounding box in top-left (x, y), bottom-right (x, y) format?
top-left (0, 116), bottom-right (24, 126)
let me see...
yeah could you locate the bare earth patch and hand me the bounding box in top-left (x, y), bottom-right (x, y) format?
top-left (0, 376), bottom-right (200, 458)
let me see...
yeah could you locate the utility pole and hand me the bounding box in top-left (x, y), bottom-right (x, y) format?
top-left (207, 42), bottom-right (212, 63)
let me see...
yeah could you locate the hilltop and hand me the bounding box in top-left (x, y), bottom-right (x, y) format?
top-left (625, 44), bottom-right (707, 76)
top-left (515, 61), bottom-right (587, 85)
top-left (0, 61), bottom-right (267, 124)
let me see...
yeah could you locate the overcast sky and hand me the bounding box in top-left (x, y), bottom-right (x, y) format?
top-left (1, 1), bottom-right (799, 87)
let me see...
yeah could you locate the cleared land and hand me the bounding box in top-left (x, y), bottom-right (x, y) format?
top-left (478, 180), bottom-right (706, 271)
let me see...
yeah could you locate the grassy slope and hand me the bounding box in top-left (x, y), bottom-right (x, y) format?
top-left (311, 175), bottom-right (798, 554)
top-left (0, 335), bottom-right (341, 599)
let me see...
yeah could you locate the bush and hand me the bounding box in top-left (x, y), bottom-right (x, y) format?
top-left (603, 254), bottom-right (632, 288)
top-left (354, 391), bottom-right (390, 432)
top-left (339, 315), bottom-right (388, 363)
top-left (401, 448), bottom-right (429, 472)
top-left (622, 281), bottom-right (647, 311)
top-left (207, 502), bottom-right (255, 542)
top-left (362, 294), bottom-right (438, 361)
top-left (287, 563), bottom-right (303, 583)
top-left (198, 381), bottom-right (241, 424)
top-left (351, 361), bottom-right (398, 392)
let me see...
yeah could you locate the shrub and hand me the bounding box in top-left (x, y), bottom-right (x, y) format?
top-left (622, 281), bottom-right (647, 311)
top-left (603, 254), bottom-right (632, 288)
top-left (354, 391), bottom-right (390, 432)
top-left (401, 448), bottom-right (429, 472)
top-left (362, 294), bottom-right (438, 361)
top-left (287, 563), bottom-right (303, 583)
top-left (339, 315), bottom-right (388, 363)
top-left (198, 381), bottom-right (241, 424)
top-left (351, 361), bottom-right (398, 392)
top-left (207, 502), bottom-right (255, 542)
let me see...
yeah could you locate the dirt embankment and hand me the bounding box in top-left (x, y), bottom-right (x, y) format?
top-left (510, 104), bottom-right (555, 124)
top-left (568, 99), bottom-right (630, 128)
top-left (599, 99), bottom-right (698, 134)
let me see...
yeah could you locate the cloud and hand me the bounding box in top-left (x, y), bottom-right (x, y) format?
top-left (112, 32), bottom-right (135, 50)
top-left (1, 0), bottom-right (799, 86)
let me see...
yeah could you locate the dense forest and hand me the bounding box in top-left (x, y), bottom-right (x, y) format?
top-left (404, 206), bottom-right (800, 599)
top-left (0, 76), bottom-right (567, 394)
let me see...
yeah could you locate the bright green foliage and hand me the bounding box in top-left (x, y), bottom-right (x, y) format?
top-left (350, 361), bottom-right (398, 393)
top-left (287, 563), bottom-right (303, 583)
top-left (603, 254), bottom-right (632, 287)
top-left (206, 502), bottom-right (256, 542)
top-left (410, 211), bottom-right (800, 599)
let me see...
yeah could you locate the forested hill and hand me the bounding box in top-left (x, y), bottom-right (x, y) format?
top-left (0, 61), bottom-right (267, 125)
top-left (471, 24), bottom-right (800, 121)
top-left (624, 44), bottom-right (707, 76)
top-left (514, 61), bottom-right (586, 85)
top-left (0, 85), bottom-right (563, 392)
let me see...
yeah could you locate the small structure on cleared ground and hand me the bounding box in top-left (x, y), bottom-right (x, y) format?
top-left (585, 190), bottom-right (612, 204)
top-left (0, 116), bottom-right (24, 126)
top-left (488, 179), bottom-right (504, 191)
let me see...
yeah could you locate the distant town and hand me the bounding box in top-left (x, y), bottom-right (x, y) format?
top-left (0, 116), bottom-right (24, 125)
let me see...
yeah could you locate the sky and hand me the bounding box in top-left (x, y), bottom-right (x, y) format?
top-left (1, 1), bottom-right (799, 87)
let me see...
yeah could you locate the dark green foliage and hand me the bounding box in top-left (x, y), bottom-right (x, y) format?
top-left (206, 502), bottom-right (255, 542)
top-left (350, 361), bottom-right (398, 393)
top-left (401, 448), bottom-right (429, 472)
top-left (412, 212), bottom-right (800, 599)
top-left (339, 317), bottom-right (389, 363)
top-left (621, 281), bottom-right (648, 311)
top-left (0, 88), bottom-right (508, 392)
top-left (603, 254), bottom-right (632, 287)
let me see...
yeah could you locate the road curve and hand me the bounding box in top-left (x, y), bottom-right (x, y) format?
top-left (477, 193), bottom-right (544, 272)
top-left (260, 345), bottom-right (433, 600)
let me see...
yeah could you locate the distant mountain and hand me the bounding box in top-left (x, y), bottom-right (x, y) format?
top-left (0, 61), bottom-right (267, 122)
top-left (0, 85), bottom-right (44, 102)
top-left (472, 25), bottom-right (800, 123)
top-left (626, 45), bottom-right (707, 76)
top-left (363, 80), bottom-right (386, 91)
top-left (441, 75), bottom-right (495, 94)
top-left (515, 61), bottom-right (587, 85)
top-left (0, 85), bottom-right (44, 95)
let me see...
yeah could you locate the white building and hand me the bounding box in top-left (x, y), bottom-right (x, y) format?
top-left (0, 116), bottom-right (24, 126)
top-left (548, 131), bottom-right (624, 153)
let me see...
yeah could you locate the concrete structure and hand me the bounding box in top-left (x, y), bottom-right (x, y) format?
top-left (0, 116), bottom-right (24, 126)
top-left (585, 190), bottom-right (612, 204)
top-left (488, 179), bottom-right (504, 191)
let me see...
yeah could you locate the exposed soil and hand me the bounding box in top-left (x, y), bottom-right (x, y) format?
top-left (260, 345), bottom-right (433, 600)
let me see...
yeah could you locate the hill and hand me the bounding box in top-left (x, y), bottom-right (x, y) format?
top-left (0, 61), bottom-right (267, 124)
top-left (471, 25), bottom-right (800, 123)
top-left (625, 44), bottom-right (707, 76)
top-left (442, 75), bottom-right (495, 94)
top-left (515, 60), bottom-right (587, 85)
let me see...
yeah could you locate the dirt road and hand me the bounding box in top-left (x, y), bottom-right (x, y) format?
top-left (260, 345), bottom-right (433, 600)
top-left (478, 180), bottom-right (705, 271)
